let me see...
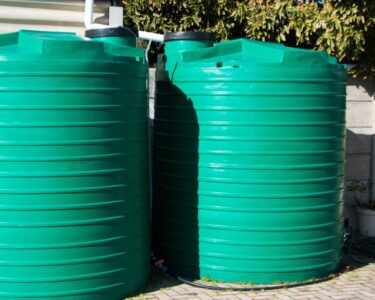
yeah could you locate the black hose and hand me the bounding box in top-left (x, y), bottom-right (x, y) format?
top-left (153, 235), bottom-right (375, 292)
top-left (175, 274), bottom-right (334, 291)
top-left (152, 256), bottom-right (335, 292)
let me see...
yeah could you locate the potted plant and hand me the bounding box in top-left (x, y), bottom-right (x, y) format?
top-left (348, 180), bottom-right (375, 237)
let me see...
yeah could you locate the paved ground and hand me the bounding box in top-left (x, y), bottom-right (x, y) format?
top-left (129, 256), bottom-right (375, 300)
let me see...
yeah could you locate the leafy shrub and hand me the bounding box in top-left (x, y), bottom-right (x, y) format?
top-left (123, 0), bottom-right (374, 76)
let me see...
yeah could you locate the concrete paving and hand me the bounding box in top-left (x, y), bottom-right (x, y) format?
top-left (128, 257), bottom-right (375, 300)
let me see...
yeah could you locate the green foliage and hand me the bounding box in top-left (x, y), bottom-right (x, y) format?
top-left (123, 0), bottom-right (374, 76)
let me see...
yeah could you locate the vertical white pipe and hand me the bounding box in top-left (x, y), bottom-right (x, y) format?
top-left (85, 0), bottom-right (164, 41)
top-left (85, 0), bottom-right (109, 29)
top-left (84, 0), bottom-right (94, 29)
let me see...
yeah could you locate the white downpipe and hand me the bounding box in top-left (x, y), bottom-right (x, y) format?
top-left (139, 31), bottom-right (164, 43)
top-left (84, 0), bottom-right (164, 42)
top-left (85, 0), bottom-right (109, 29)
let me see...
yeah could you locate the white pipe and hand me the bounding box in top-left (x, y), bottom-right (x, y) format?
top-left (139, 31), bottom-right (164, 43)
top-left (85, 0), bottom-right (164, 42)
top-left (85, 0), bottom-right (110, 29)
top-left (84, 0), bottom-right (94, 29)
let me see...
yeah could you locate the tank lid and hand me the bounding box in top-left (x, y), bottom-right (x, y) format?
top-left (0, 30), bottom-right (146, 61)
top-left (164, 31), bottom-right (215, 42)
top-left (85, 26), bottom-right (137, 38)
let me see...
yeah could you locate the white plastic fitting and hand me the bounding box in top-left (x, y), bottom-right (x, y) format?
top-left (84, 0), bottom-right (164, 42)
top-left (138, 31), bottom-right (164, 43)
top-left (85, 0), bottom-right (108, 29)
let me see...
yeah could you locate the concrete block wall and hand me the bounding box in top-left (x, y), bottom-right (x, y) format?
top-left (345, 77), bottom-right (375, 229)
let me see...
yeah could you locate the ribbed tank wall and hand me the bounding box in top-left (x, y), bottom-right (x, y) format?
top-left (0, 30), bottom-right (149, 299)
top-left (153, 38), bottom-right (346, 284)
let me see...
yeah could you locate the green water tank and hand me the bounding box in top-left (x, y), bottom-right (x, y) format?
top-left (0, 29), bottom-right (149, 299)
top-left (153, 32), bottom-right (346, 284)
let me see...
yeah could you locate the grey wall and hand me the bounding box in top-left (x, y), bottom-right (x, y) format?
top-left (345, 77), bottom-right (375, 229)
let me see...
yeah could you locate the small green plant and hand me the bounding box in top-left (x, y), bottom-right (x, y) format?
top-left (347, 180), bottom-right (375, 210)
top-left (347, 271), bottom-right (359, 281)
top-left (200, 276), bottom-right (212, 282)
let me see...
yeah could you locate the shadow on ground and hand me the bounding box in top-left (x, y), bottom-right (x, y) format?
top-left (129, 248), bottom-right (375, 299)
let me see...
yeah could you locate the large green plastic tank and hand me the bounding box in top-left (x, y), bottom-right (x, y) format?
top-left (0, 29), bottom-right (149, 299)
top-left (153, 32), bottom-right (346, 284)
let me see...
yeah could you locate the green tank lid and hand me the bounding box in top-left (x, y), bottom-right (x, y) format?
top-left (162, 31), bottom-right (215, 68)
top-left (177, 38), bottom-right (345, 74)
top-left (0, 29), bottom-right (144, 60)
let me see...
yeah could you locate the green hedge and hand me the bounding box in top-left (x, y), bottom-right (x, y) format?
top-left (123, 0), bottom-right (374, 76)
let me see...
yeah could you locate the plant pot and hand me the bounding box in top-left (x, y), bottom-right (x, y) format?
top-left (357, 207), bottom-right (375, 237)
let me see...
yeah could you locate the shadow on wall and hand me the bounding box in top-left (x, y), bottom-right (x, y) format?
top-left (346, 76), bottom-right (375, 93)
top-left (344, 76), bottom-right (375, 232)
top-left (152, 73), bottom-right (200, 278)
top-left (345, 129), bottom-right (372, 231)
